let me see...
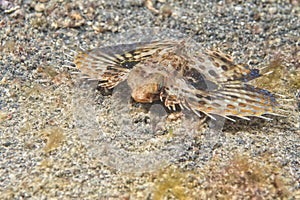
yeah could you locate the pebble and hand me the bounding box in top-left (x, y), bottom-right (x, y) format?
top-left (268, 7), bottom-right (278, 14)
top-left (34, 3), bottom-right (46, 12)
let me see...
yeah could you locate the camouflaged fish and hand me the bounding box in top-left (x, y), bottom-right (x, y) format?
top-left (74, 40), bottom-right (280, 122)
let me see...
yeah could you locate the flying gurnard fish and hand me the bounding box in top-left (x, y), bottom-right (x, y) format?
top-left (72, 40), bottom-right (282, 122)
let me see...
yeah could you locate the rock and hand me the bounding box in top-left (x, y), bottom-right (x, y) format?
top-left (35, 3), bottom-right (46, 12)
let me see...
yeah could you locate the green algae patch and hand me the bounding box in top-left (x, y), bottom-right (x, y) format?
top-left (42, 127), bottom-right (65, 153)
top-left (254, 56), bottom-right (286, 94)
top-left (200, 154), bottom-right (292, 199)
top-left (151, 154), bottom-right (292, 199)
top-left (152, 166), bottom-right (194, 200)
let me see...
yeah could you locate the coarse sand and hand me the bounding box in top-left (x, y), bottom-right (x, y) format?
top-left (0, 0), bottom-right (299, 199)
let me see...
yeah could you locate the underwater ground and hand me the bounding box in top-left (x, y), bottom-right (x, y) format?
top-left (1, 0), bottom-right (299, 199)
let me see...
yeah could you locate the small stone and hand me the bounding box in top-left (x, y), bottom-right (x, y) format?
top-left (35, 3), bottom-right (46, 12)
top-left (1, 77), bottom-right (7, 84)
top-left (268, 7), bottom-right (277, 15)
top-left (160, 4), bottom-right (173, 18)
top-left (235, 6), bottom-right (243, 11)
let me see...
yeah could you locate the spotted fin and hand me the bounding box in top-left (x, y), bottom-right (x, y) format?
top-left (74, 41), bottom-right (177, 88)
top-left (175, 80), bottom-right (279, 121)
top-left (204, 50), bottom-right (266, 83)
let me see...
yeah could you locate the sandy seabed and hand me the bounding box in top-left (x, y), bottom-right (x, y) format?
top-left (0, 0), bottom-right (299, 199)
